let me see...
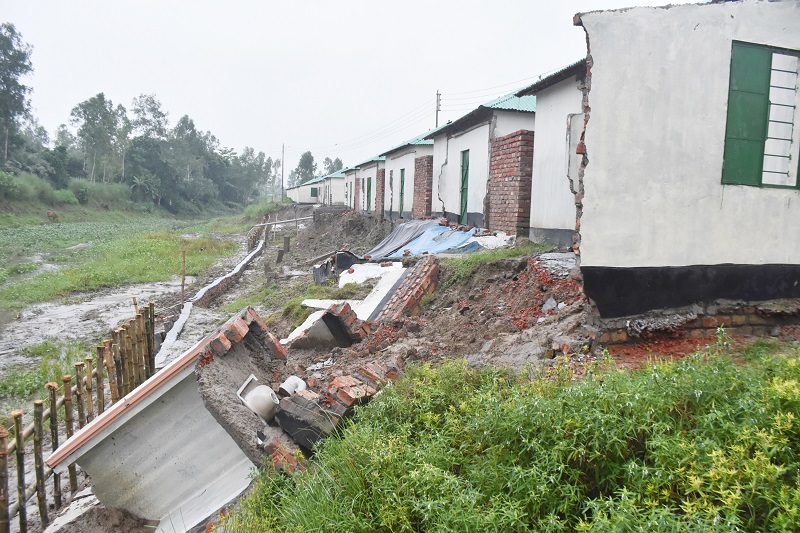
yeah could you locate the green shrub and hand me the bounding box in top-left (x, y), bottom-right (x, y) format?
top-left (224, 345), bottom-right (800, 532)
top-left (0, 171), bottom-right (21, 200)
top-left (53, 189), bottom-right (79, 205)
top-left (68, 178), bottom-right (90, 204)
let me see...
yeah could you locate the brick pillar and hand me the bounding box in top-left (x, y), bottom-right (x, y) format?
top-left (354, 177), bottom-right (361, 212)
top-left (413, 155), bottom-right (434, 219)
top-left (375, 168), bottom-right (385, 219)
top-left (487, 130), bottom-right (534, 234)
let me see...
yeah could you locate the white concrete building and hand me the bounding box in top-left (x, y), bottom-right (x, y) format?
top-left (517, 61), bottom-right (586, 247)
top-left (380, 132), bottom-right (435, 221)
top-left (286, 169), bottom-right (346, 205)
top-left (353, 156), bottom-right (385, 214)
top-left (426, 93), bottom-right (536, 227)
top-left (575, 0), bottom-right (800, 318)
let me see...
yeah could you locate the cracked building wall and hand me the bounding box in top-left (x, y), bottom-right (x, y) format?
top-left (577, 0), bottom-right (800, 318)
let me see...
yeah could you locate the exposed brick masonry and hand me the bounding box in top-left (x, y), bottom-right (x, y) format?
top-left (487, 130), bottom-right (534, 235)
top-left (376, 257), bottom-right (440, 322)
top-left (375, 168), bottom-right (385, 219)
top-left (413, 155), bottom-right (434, 219)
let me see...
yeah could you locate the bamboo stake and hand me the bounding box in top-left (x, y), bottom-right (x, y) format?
top-left (126, 325), bottom-right (135, 390)
top-left (143, 307), bottom-right (153, 378)
top-left (136, 313), bottom-right (150, 383)
top-left (95, 346), bottom-right (106, 414)
top-left (0, 427), bottom-right (9, 533)
top-left (181, 239), bottom-right (186, 310)
top-left (83, 357), bottom-right (95, 423)
top-left (10, 411), bottom-right (26, 533)
top-left (45, 383), bottom-right (61, 509)
top-left (132, 295), bottom-right (139, 315)
top-left (148, 302), bottom-right (156, 376)
top-left (74, 363), bottom-right (86, 429)
top-left (62, 376), bottom-right (77, 493)
top-left (32, 402), bottom-right (48, 528)
top-left (103, 341), bottom-right (119, 404)
top-left (119, 325), bottom-right (130, 395)
top-left (112, 329), bottom-right (123, 395)
top-left (129, 319), bottom-right (140, 388)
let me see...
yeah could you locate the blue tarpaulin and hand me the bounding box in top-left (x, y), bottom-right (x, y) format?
top-left (387, 225), bottom-right (477, 257)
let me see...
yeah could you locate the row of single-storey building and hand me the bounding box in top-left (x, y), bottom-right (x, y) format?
top-left (289, 0), bottom-right (800, 320)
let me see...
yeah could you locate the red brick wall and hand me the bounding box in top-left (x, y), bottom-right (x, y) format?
top-left (413, 155), bottom-right (434, 219)
top-left (377, 257), bottom-right (440, 322)
top-left (375, 168), bottom-right (385, 219)
top-left (487, 130), bottom-right (534, 234)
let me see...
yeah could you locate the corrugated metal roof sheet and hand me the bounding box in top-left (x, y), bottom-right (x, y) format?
top-left (379, 130), bottom-right (436, 156)
top-left (354, 155), bottom-right (386, 168)
top-left (483, 92), bottom-right (537, 113)
top-left (516, 59), bottom-right (586, 97)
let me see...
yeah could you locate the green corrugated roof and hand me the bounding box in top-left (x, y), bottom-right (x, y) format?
top-left (483, 92), bottom-right (536, 113)
top-left (380, 130), bottom-right (436, 156)
top-left (354, 155), bottom-right (386, 168)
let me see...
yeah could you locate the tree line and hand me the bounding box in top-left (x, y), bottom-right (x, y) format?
top-left (0, 22), bottom-right (342, 214)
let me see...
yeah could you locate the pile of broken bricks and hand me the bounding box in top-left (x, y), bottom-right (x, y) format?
top-left (262, 357), bottom-right (404, 473)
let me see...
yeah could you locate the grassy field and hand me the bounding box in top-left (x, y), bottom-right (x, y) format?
top-left (222, 338), bottom-right (800, 532)
top-left (0, 200), bottom-right (290, 310)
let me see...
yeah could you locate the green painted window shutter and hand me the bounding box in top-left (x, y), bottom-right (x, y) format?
top-left (722, 42), bottom-right (772, 185)
top-left (399, 168), bottom-right (405, 215)
top-left (310, 187), bottom-right (318, 198)
top-left (366, 178), bottom-right (372, 212)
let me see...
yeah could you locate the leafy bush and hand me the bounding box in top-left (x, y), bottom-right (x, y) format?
top-left (0, 171), bottom-right (21, 200)
top-left (68, 178), bottom-right (90, 204)
top-left (223, 346), bottom-right (800, 532)
top-left (53, 189), bottom-right (79, 205)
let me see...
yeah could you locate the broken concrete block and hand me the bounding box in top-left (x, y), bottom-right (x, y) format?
top-left (264, 437), bottom-right (305, 474)
top-left (275, 393), bottom-right (342, 451)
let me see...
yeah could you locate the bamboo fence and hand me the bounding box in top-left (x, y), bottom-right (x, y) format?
top-left (0, 302), bottom-right (157, 533)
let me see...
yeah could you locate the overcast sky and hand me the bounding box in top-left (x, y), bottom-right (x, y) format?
top-left (6, 0), bottom-right (699, 169)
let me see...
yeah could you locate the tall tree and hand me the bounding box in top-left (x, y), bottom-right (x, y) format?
top-left (0, 23), bottom-right (33, 162)
top-left (323, 156), bottom-right (343, 175)
top-left (131, 93), bottom-right (169, 139)
top-left (70, 93), bottom-right (119, 182)
top-left (292, 151), bottom-right (316, 185)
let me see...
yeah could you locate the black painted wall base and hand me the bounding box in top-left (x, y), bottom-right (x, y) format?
top-left (583, 263), bottom-right (800, 318)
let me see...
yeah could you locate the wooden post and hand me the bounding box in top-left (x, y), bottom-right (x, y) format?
top-left (119, 325), bottom-right (130, 394)
top-left (10, 411), bottom-right (26, 533)
top-left (112, 329), bottom-right (124, 395)
top-left (84, 356), bottom-right (95, 423)
top-left (104, 341), bottom-right (119, 404)
top-left (0, 427), bottom-right (9, 533)
top-left (136, 314), bottom-right (147, 382)
top-left (46, 383), bottom-right (61, 509)
top-left (33, 401), bottom-right (48, 528)
top-left (132, 295), bottom-right (139, 315)
top-left (129, 319), bottom-right (140, 388)
top-left (62, 376), bottom-right (77, 493)
top-left (277, 249), bottom-right (284, 264)
top-left (181, 239), bottom-right (186, 310)
top-left (148, 302), bottom-right (156, 375)
top-left (283, 235), bottom-right (290, 253)
top-left (74, 363), bottom-right (86, 429)
top-left (143, 306), bottom-right (152, 379)
top-left (95, 346), bottom-right (105, 414)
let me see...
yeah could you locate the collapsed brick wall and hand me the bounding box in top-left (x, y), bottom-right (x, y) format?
top-left (413, 155), bottom-right (434, 219)
top-left (599, 301), bottom-right (800, 345)
top-left (487, 130), bottom-right (534, 235)
top-left (376, 257), bottom-right (440, 322)
top-left (375, 168), bottom-right (385, 219)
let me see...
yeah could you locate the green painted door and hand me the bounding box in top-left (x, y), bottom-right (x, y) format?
top-left (460, 150), bottom-right (469, 224)
top-left (399, 168), bottom-right (405, 216)
top-left (366, 177), bottom-right (372, 212)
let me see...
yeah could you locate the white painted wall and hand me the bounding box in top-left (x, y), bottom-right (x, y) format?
top-left (431, 124), bottom-right (491, 221)
top-left (384, 145), bottom-right (433, 219)
top-left (431, 111), bottom-right (535, 224)
top-left (580, 0), bottom-right (800, 268)
top-left (344, 170), bottom-right (357, 209)
top-left (324, 178), bottom-right (346, 205)
top-left (356, 161), bottom-right (383, 213)
top-left (287, 182), bottom-right (322, 204)
top-left (530, 79), bottom-right (583, 233)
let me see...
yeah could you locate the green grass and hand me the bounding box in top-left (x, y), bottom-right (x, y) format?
top-left (440, 241), bottom-right (549, 286)
top-left (221, 280), bottom-right (372, 329)
top-left (0, 230), bottom-right (237, 309)
top-left (223, 340), bottom-right (800, 532)
top-left (0, 339), bottom-right (89, 400)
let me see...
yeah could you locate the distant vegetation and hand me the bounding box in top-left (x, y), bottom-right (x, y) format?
top-left (223, 339), bottom-right (800, 532)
